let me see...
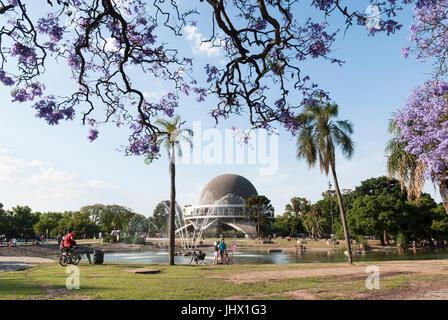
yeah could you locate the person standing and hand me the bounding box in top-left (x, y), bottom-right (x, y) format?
top-left (213, 240), bottom-right (220, 265)
top-left (57, 233), bottom-right (63, 245)
top-left (219, 239), bottom-right (227, 264)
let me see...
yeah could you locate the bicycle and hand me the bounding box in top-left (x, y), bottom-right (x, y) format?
top-left (188, 249), bottom-right (206, 264)
top-left (59, 247), bottom-right (81, 266)
top-left (222, 249), bottom-right (233, 265)
top-left (59, 246), bottom-right (92, 266)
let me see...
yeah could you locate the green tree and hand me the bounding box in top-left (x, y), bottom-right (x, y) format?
top-left (244, 195), bottom-right (275, 237)
top-left (151, 115), bottom-right (193, 265)
top-left (33, 212), bottom-right (64, 238)
top-left (431, 204), bottom-right (448, 241)
top-left (71, 211), bottom-right (100, 238)
top-left (272, 212), bottom-right (303, 236)
top-left (0, 203), bottom-right (8, 236)
top-left (81, 204), bottom-right (135, 233)
top-left (313, 190), bottom-right (341, 236)
top-left (150, 200), bottom-right (170, 235)
top-left (9, 206), bottom-right (40, 238)
top-left (302, 205), bottom-right (326, 237)
top-left (296, 100), bottom-right (355, 263)
top-left (347, 177), bottom-right (406, 245)
top-left (402, 194), bottom-right (437, 241)
top-left (126, 213), bottom-right (150, 236)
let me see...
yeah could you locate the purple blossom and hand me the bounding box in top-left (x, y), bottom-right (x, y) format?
top-left (395, 80), bottom-right (448, 182)
top-left (10, 43), bottom-right (37, 65)
top-left (0, 70), bottom-right (14, 86)
top-left (88, 129), bottom-right (99, 142)
top-left (37, 14), bottom-right (64, 43)
top-left (32, 96), bottom-right (75, 125)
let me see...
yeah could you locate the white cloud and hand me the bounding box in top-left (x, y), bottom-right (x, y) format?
top-left (0, 153), bottom-right (118, 201)
top-left (143, 90), bottom-right (167, 101)
top-left (184, 26), bottom-right (221, 57)
top-left (0, 148), bottom-right (10, 154)
top-left (0, 156), bottom-right (26, 182)
top-left (28, 160), bottom-right (44, 167)
top-left (87, 179), bottom-right (118, 190)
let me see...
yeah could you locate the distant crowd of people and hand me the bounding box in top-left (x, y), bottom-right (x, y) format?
top-left (0, 234), bottom-right (45, 247)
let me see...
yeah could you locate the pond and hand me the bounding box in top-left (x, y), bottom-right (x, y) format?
top-left (103, 247), bottom-right (448, 264)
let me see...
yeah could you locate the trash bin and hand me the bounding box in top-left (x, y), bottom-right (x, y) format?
top-left (93, 250), bottom-right (104, 265)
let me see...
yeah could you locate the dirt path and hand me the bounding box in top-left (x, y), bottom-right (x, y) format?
top-left (209, 260), bottom-right (448, 300)
top-left (207, 260), bottom-right (448, 284)
top-left (0, 256), bottom-right (55, 272)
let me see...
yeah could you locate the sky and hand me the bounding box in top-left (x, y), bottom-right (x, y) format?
top-left (0, 1), bottom-right (441, 217)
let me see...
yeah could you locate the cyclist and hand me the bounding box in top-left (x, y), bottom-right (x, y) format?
top-left (61, 229), bottom-right (76, 255)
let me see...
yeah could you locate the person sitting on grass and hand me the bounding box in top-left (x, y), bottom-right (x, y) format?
top-left (8, 237), bottom-right (17, 248)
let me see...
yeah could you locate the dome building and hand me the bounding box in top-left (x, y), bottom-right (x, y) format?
top-left (181, 174), bottom-right (260, 238)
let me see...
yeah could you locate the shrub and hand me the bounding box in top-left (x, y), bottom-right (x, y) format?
top-left (104, 235), bottom-right (116, 243)
top-left (395, 232), bottom-right (408, 248)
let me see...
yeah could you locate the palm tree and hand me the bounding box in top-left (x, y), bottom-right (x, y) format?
top-left (296, 101), bottom-right (355, 263)
top-left (385, 119), bottom-right (425, 202)
top-left (284, 197), bottom-right (311, 217)
top-left (302, 206), bottom-right (325, 238)
top-left (154, 115), bottom-right (193, 265)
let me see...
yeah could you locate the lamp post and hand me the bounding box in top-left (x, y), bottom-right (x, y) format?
top-left (328, 181), bottom-right (334, 242)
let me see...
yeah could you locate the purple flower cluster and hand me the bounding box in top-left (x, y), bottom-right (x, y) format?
top-left (32, 96), bottom-right (75, 125)
top-left (0, 70), bottom-right (14, 86)
top-left (88, 129), bottom-right (99, 142)
top-left (10, 42), bottom-right (37, 65)
top-left (395, 81), bottom-right (448, 182)
top-left (249, 17), bottom-right (267, 31)
top-left (205, 64), bottom-right (220, 83)
top-left (11, 83), bottom-right (43, 102)
top-left (403, 0), bottom-right (448, 73)
top-left (37, 14), bottom-right (64, 44)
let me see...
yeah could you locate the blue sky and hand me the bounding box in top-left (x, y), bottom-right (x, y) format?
top-left (0, 1), bottom-right (441, 217)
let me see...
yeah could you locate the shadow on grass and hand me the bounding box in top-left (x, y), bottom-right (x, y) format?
top-left (0, 273), bottom-right (46, 299)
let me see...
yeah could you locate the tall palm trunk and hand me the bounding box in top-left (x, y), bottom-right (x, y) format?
top-left (440, 180), bottom-right (448, 215)
top-left (168, 142), bottom-right (176, 265)
top-left (330, 161), bottom-right (353, 263)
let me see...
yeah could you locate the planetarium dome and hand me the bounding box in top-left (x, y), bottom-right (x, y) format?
top-left (180, 174), bottom-right (259, 238)
top-left (199, 174), bottom-right (258, 206)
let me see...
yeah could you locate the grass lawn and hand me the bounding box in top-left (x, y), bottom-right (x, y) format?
top-left (1, 260), bottom-right (446, 300)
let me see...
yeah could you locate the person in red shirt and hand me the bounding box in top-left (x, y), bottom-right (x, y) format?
top-left (63, 229), bottom-right (76, 248)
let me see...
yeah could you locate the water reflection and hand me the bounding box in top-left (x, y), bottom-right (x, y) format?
top-left (104, 247), bottom-right (448, 265)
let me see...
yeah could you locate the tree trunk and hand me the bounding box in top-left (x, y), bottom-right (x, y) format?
top-left (439, 180), bottom-right (448, 215)
top-left (168, 143), bottom-right (176, 265)
top-left (383, 230), bottom-right (389, 246)
top-left (330, 161), bottom-right (353, 264)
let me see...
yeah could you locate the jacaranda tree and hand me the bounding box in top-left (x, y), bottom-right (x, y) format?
top-left (0, 0), bottom-right (431, 147)
top-left (394, 81), bottom-right (448, 214)
top-left (0, 0), bottom-right (440, 264)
